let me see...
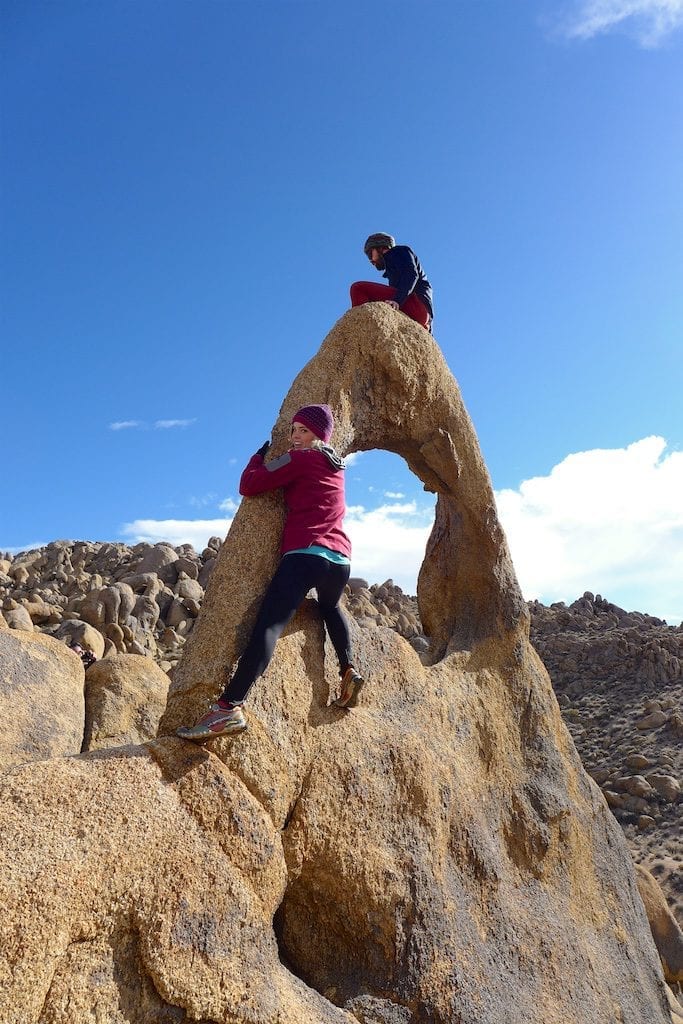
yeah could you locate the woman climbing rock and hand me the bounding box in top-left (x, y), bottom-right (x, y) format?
top-left (177, 403), bottom-right (364, 741)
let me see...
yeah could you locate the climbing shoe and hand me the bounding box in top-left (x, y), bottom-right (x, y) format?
top-left (332, 667), bottom-right (364, 709)
top-left (176, 702), bottom-right (247, 742)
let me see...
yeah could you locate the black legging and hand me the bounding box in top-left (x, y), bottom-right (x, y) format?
top-left (220, 553), bottom-right (353, 705)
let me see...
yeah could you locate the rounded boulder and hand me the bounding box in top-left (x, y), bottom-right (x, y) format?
top-left (83, 654), bottom-right (170, 751)
top-left (0, 630), bottom-right (85, 770)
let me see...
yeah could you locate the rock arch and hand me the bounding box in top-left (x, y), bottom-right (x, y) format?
top-left (1, 306), bottom-right (671, 1023)
top-left (162, 304), bottom-right (527, 731)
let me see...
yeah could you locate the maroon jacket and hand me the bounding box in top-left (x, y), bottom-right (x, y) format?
top-left (239, 446), bottom-right (351, 558)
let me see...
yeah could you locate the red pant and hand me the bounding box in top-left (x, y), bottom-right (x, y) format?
top-left (350, 281), bottom-right (431, 330)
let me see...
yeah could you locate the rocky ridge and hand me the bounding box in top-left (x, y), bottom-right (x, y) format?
top-left (530, 593), bottom-right (682, 922)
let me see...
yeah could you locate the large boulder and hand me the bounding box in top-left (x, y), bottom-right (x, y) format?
top-left (0, 630), bottom-right (84, 771)
top-left (82, 654), bottom-right (170, 751)
top-left (135, 544), bottom-right (179, 585)
top-left (0, 742), bottom-right (346, 1023)
top-left (2, 602), bottom-right (34, 631)
top-left (19, 595), bottom-right (55, 625)
top-left (55, 618), bottom-right (106, 659)
top-left (0, 308), bottom-right (672, 1021)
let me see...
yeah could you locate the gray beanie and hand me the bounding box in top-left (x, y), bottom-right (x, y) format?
top-left (364, 232), bottom-right (395, 255)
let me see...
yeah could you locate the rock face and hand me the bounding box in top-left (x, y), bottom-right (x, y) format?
top-left (0, 741), bottom-right (343, 1024)
top-left (157, 305), bottom-right (665, 1021)
top-left (0, 307), bottom-right (672, 1021)
top-left (0, 630), bottom-right (85, 771)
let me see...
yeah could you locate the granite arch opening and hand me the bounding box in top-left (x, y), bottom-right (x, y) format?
top-left (342, 446), bottom-right (435, 598)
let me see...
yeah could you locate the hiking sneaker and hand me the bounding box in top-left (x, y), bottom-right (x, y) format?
top-left (333, 667), bottom-right (364, 709)
top-left (176, 702), bottom-right (247, 742)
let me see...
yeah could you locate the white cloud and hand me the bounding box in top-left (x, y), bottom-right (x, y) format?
top-left (109, 420), bottom-right (143, 431)
top-left (384, 490), bottom-right (405, 499)
top-left (496, 436), bottom-right (683, 624)
top-left (345, 501), bottom-right (434, 595)
top-left (118, 500), bottom-right (433, 594)
top-left (109, 418), bottom-right (197, 432)
top-left (120, 517), bottom-right (233, 551)
top-left (154, 419), bottom-right (196, 430)
top-left (563, 0), bottom-right (683, 46)
top-left (116, 437), bottom-right (683, 623)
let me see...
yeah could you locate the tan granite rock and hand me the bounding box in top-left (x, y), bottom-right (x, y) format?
top-left (638, 710), bottom-right (669, 730)
top-left (55, 618), bottom-right (106, 659)
top-left (153, 306), bottom-right (666, 1022)
top-left (136, 543), bottom-right (179, 585)
top-left (668, 986), bottom-right (683, 1023)
top-left (0, 630), bottom-right (84, 771)
top-left (636, 863), bottom-right (683, 984)
top-left (19, 595), bottom-right (54, 625)
top-left (0, 741), bottom-right (353, 1024)
top-left (0, 308), bottom-right (673, 1022)
top-left (0, 618), bottom-right (672, 1022)
top-left (3, 602), bottom-right (34, 631)
top-left (82, 654), bottom-right (170, 751)
top-left (626, 753), bottom-right (652, 771)
top-left (647, 773), bottom-right (681, 803)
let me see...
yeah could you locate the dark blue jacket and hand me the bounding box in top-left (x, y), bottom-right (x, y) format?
top-left (383, 245), bottom-right (433, 318)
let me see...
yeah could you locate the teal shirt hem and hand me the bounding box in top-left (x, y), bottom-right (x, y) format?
top-left (284, 545), bottom-right (350, 565)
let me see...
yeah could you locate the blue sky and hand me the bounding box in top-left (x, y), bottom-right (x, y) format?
top-left (2, 0), bottom-right (682, 622)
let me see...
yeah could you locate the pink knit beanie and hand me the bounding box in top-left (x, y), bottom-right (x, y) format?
top-left (291, 404), bottom-right (334, 443)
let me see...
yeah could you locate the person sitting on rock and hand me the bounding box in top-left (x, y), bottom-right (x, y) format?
top-left (68, 641), bottom-right (97, 670)
top-left (177, 403), bottom-right (364, 742)
top-left (350, 232), bottom-right (433, 331)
